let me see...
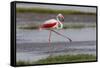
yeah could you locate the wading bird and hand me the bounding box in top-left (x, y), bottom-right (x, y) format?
top-left (39, 13), bottom-right (72, 53)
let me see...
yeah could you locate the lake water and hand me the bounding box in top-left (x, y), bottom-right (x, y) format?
top-left (16, 28), bottom-right (96, 62)
top-left (17, 28), bottom-right (96, 43)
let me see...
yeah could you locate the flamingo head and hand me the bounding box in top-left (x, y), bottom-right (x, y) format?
top-left (57, 13), bottom-right (64, 22)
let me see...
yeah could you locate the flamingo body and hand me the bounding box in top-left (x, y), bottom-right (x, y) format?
top-left (41, 19), bottom-right (58, 29)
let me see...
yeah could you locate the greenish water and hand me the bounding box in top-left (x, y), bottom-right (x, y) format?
top-left (17, 23), bottom-right (96, 29)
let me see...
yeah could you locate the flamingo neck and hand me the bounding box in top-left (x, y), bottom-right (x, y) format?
top-left (56, 17), bottom-right (63, 29)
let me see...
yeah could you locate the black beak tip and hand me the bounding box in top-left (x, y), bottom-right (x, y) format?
top-left (69, 39), bottom-right (72, 42)
top-left (62, 19), bottom-right (64, 22)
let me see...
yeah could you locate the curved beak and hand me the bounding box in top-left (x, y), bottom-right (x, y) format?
top-left (62, 17), bottom-right (64, 22)
top-left (61, 16), bottom-right (64, 22)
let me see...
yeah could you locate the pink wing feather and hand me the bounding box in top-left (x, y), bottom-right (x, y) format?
top-left (41, 19), bottom-right (58, 28)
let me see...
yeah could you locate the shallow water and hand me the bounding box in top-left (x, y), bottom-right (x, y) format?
top-left (17, 41), bottom-right (96, 62)
top-left (17, 28), bottom-right (96, 43)
top-left (16, 28), bottom-right (96, 62)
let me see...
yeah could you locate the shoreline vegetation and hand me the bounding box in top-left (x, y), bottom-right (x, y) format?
top-left (16, 8), bottom-right (96, 15)
top-left (16, 54), bottom-right (96, 65)
top-left (17, 23), bottom-right (96, 30)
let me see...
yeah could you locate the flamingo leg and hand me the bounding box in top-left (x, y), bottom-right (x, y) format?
top-left (48, 30), bottom-right (52, 55)
top-left (51, 29), bottom-right (72, 42)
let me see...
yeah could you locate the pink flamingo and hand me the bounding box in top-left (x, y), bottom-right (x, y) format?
top-left (39, 13), bottom-right (72, 53)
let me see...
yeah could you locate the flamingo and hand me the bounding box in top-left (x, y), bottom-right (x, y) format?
top-left (39, 13), bottom-right (72, 54)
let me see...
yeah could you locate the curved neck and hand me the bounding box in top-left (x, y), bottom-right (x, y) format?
top-left (56, 17), bottom-right (63, 29)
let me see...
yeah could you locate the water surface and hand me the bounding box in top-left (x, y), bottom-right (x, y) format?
top-left (16, 28), bottom-right (96, 62)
